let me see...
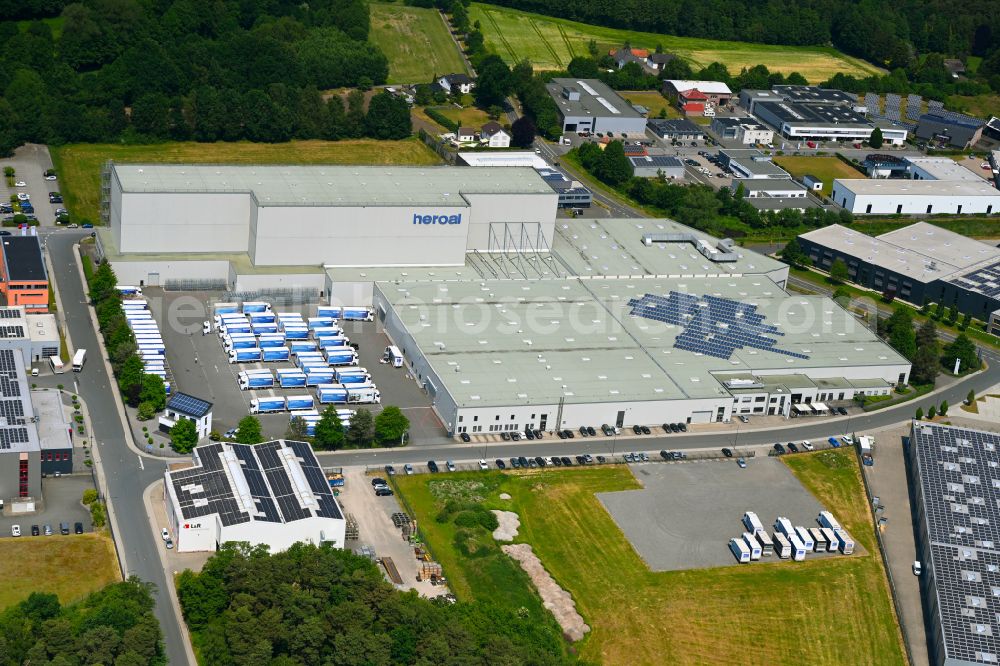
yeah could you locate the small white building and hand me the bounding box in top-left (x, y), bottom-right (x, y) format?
top-left (740, 179), bottom-right (808, 198)
top-left (456, 127), bottom-right (477, 143)
top-left (737, 123), bottom-right (774, 145)
top-left (480, 122), bottom-right (511, 148)
top-left (164, 440), bottom-right (346, 553)
top-left (159, 392), bottom-right (213, 440)
top-left (802, 175), bottom-right (823, 191)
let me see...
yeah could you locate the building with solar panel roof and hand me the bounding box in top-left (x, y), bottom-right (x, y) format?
top-left (164, 440), bottom-right (345, 552)
top-left (908, 422), bottom-right (1000, 666)
top-left (0, 348), bottom-right (43, 503)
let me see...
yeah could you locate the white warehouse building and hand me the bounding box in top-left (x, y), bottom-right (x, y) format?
top-left (99, 163), bottom-right (558, 292)
top-left (164, 440), bottom-right (346, 553)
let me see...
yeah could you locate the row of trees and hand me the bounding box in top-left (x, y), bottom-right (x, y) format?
top-left (573, 141), bottom-right (853, 236)
top-left (289, 405), bottom-right (410, 450)
top-left (89, 261), bottom-right (167, 420)
top-left (0, 580), bottom-right (163, 665)
top-left (0, 0), bottom-right (396, 152)
top-left (568, 55), bottom-right (810, 92)
top-left (177, 542), bottom-right (569, 665)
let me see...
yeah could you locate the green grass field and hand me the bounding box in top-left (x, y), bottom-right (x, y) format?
top-left (773, 155), bottom-right (865, 195)
top-left (469, 3), bottom-right (883, 82)
top-left (394, 450), bottom-right (905, 665)
top-left (0, 534), bottom-right (120, 609)
top-left (945, 93), bottom-right (1000, 120)
top-left (370, 3), bottom-right (469, 84)
top-left (619, 91), bottom-right (682, 118)
top-left (50, 139), bottom-right (441, 224)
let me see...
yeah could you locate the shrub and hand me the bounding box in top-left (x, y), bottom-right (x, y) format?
top-left (90, 502), bottom-right (106, 528)
top-left (82, 489), bottom-right (99, 505)
top-left (136, 401), bottom-right (156, 421)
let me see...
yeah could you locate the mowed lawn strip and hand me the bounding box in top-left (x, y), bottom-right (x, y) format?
top-left (369, 3), bottom-right (468, 84)
top-left (469, 3), bottom-right (883, 81)
top-left (50, 139), bottom-right (441, 224)
top-left (772, 155), bottom-right (865, 196)
top-left (396, 451), bottom-right (906, 665)
top-left (619, 91), bottom-right (682, 118)
top-left (0, 534), bottom-right (120, 609)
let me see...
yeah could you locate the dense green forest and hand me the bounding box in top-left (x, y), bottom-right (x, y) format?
top-left (0, 0), bottom-right (412, 153)
top-left (0, 578), bottom-right (164, 665)
top-left (177, 542), bottom-right (570, 665)
top-left (461, 0), bottom-right (997, 71)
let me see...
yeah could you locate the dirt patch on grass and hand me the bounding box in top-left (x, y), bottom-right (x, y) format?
top-left (491, 510), bottom-right (520, 541)
top-left (502, 543), bottom-right (590, 642)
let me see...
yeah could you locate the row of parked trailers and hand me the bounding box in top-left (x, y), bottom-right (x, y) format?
top-left (730, 511), bottom-right (854, 564)
top-left (122, 298), bottom-right (172, 395)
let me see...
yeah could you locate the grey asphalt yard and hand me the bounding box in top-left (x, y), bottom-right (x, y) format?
top-left (599, 457), bottom-right (830, 571)
top-left (0, 475), bottom-right (94, 538)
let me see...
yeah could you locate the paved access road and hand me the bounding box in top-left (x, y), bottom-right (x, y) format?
top-left (45, 232), bottom-right (188, 665)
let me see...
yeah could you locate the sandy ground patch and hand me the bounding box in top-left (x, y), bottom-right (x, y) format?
top-left (492, 510), bottom-right (520, 541)
top-left (502, 543), bottom-right (590, 642)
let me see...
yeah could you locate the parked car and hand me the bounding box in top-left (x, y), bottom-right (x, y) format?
top-left (551, 456), bottom-right (562, 466)
top-left (558, 430), bottom-right (568, 439)
top-left (165, 537), bottom-right (174, 549)
top-left (500, 431), bottom-right (510, 441)
top-left (660, 449), bottom-right (671, 460)
top-left (583, 454), bottom-right (593, 464)
top-left (601, 424), bottom-right (614, 436)
top-left (533, 429), bottom-right (543, 440)
top-left (31, 525), bottom-right (39, 536)
top-left (596, 455), bottom-right (606, 463)
top-left (10, 524), bottom-right (20, 537)
top-left (404, 463), bottom-right (413, 475)
top-left (787, 442), bottom-right (799, 453)
top-left (460, 432), bottom-right (471, 442)
top-left (639, 452), bottom-right (649, 461)
top-left (579, 426), bottom-right (590, 437)
top-left (518, 456), bottom-right (529, 468)
top-left (525, 429), bottom-right (535, 440)
top-left (446, 460), bottom-right (456, 472)
top-left (375, 487), bottom-right (394, 496)
top-left (14, 181), bottom-right (25, 187)
top-left (510, 431), bottom-right (521, 441)
top-left (912, 561), bottom-right (922, 576)
top-left (737, 458), bottom-right (747, 468)
top-left (495, 459), bottom-right (506, 470)
top-left (738, 415), bottom-right (749, 423)
top-left (678, 423), bottom-right (687, 432)
top-left (60, 523), bottom-right (70, 535)
top-left (479, 459), bottom-right (489, 470)
top-left (510, 457), bottom-right (520, 468)
top-left (161, 528), bottom-right (170, 541)
top-left (527, 458), bottom-right (538, 468)
top-left (535, 456), bottom-right (546, 467)
top-left (773, 443), bottom-right (786, 455)
top-left (586, 426), bottom-right (596, 436)
top-left (371, 477), bottom-right (387, 487)
top-left (721, 447), bottom-right (733, 458)
top-left (384, 465), bottom-right (395, 476)
top-left (564, 429), bottom-right (574, 438)
top-left (802, 440), bottom-right (814, 451)
top-left (640, 425), bottom-right (651, 435)
top-left (43, 524), bottom-right (52, 536)
top-left (427, 460), bottom-right (439, 473)
top-left (837, 407), bottom-right (848, 416)
top-left (632, 424), bottom-right (642, 435)
top-left (81, 223), bottom-right (93, 229)
top-left (560, 456), bottom-right (572, 466)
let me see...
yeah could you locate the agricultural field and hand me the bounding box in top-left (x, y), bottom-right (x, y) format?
top-left (50, 139), bottom-right (441, 224)
top-left (394, 449), bottom-right (905, 665)
top-left (369, 3), bottom-right (468, 84)
top-left (945, 93), bottom-right (1000, 120)
top-left (469, 3), bottom-right (883, 82)
top-left (619, 91), bottom-right (682, 118)
top-left (0, 534), bottom-right (120, 609)
top-left (772, 155), bottom-right (865, 196)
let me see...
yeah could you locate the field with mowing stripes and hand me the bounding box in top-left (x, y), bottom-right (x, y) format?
top-left (370, 3), bottom-right (469, 83)
top-left (469, 3), bottom-right (883, 82)
top-left (395, 449), bottom-right (905, 665)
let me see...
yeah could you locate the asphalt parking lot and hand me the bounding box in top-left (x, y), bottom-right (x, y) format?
top-left (1, 144), bottom-right (59, 227)
top-left (150, 290), bottom-right (443, 442)
top-left (0, 475), bottom-right (95, 537)
top-left (598, 457), bottom-right (833, 571)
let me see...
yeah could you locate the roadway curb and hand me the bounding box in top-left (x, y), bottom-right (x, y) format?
top-left (82, 391), bottom-right (130, 579)
top-left (72, 243), bottom-right (169, 461)
top-left (142, 480), bottom-right (198, 666)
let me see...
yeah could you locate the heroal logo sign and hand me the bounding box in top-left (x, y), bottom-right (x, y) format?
top-left (413, 213), bottom-right (462, 226)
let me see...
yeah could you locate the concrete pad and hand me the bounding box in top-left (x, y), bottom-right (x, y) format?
top-left (598, 457), bottom-right (828, 571)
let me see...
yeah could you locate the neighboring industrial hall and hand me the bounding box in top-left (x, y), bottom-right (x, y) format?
top-left (798, 222), bottom-right (1000, 320)
top-left (164, 439), bottom-right (345, 553)
top-left (545, 78), bottom-right (647, 135)
top-left (907, 422), bottom-right (1000, 666)
top-left (832, 156), bottom-right (1000, 215)
top-left (0, 344), bottom-right (74, 505)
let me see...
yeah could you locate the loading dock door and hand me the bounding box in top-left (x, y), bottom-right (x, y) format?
top-left (690, 411), bottom-right (712, 424)
top-left (616, 411), bottom-right (625, 428)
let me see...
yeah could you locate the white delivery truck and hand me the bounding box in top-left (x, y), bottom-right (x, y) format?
top-left (48, 356), bottom-right (66, 374)
top-left (383, 345), bottom-right (403, 367)
top-left (729, 538), bottom-right (751, 563)
top-left (72, 349), bottom-right (87, 372)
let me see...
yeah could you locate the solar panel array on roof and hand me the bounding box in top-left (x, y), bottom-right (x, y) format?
top-left (911, 423), bottom-right (1000, 665)
top-left (950, 260), bottom-right (1000, 298)
top-left (231, 443), bottom-right (281, 522)
top-left (0, 309), bottom-right (22, 319)
top-left (170, 443), bottom-right (250, 527)
top-left (0, 326), bottom-right (24, 339)
top-left (627, 292), bottom-right (809, 361)
top-left (928, 100), bottom-right (945, 111)
top-left (287, 439), bottom-right (343, 520)
top-left (0, 398), bottom-right (25, 422)
top-left (256, 441), bottom-right (310, 522)
top-left (864, 93), bottom-right (880, 114)
top-left (0, 426), bottom-right (29, 450)
top-left (166, 392), bottom-right (212, 418)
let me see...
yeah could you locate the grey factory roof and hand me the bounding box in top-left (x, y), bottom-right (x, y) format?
top-left (546, 78), bottom-right (644, 119)
top-left (739, 179), bottom-right (807, 192)
top-left (755, 101), bottom-right (870, 128)
top-left (771, 85), bottom-right (858, 105)
top-left (910, 423), bottom-right (1000, 665)
top-left (906, 157), bottom-right (984, 181)
top-left (377, 276), bottom-right (907, 407)
top-left (111, 164), bottom-right (554, 207)
top-left (722, 150), bottom-right (791, 178)
top-left (0, 348), bottom-right (39, 455)
top-left (550, 218), bottom-right (785, 278)
top-left (833, 178), bottom-right (1000, 198)
top-left (746, 197), bottom-right (818, 211)
top-left (800, 223), bottom-right (1000, 283)
top-left (168, 440), bottom-right (342, 527)
top-left (629, 155), bottom-right (685, 169)
top-left (646, 119), bottom-right (704, 136)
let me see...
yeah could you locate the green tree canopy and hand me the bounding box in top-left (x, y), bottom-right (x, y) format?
top-left (779, 238), bottom-right (810, 267)
top-left (474, 55), bottom-right (512, 109)
top-left (139, 373), bottom-right (166, 412)
top-left (346, 408), bottom-right (374, 447)
top-left (88, 261), bottom-right (118, 304)
top-left (235, 415), bottom-right (263, 444)
top-left (869, 126), bottom-right (883, 148)
top-left (942, 333), bottom-right (980, 373)
top-left (595, 140), bottom-right (633, 186)
top-left (828, 258), bottom-right (849, 284)
top-left (170, 418), bottom-right (199, 454)
top-left (313, 406), bottom-right (345, 450)
top-left (117, 355), bottom-right (145, 406)
top-left (374, 406), bottom-right (410, 445)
